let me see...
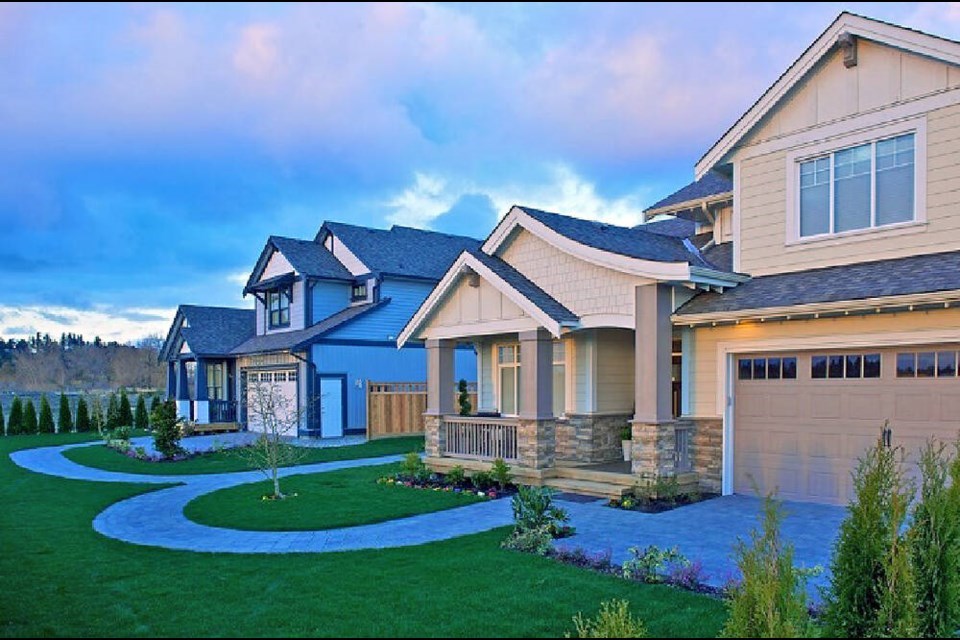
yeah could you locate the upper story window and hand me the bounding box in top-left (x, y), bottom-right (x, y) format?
top-left (267, 287), bottom-right (291, 329)
top-left (351, 283), bottom-right (368, 301)
top-left (799, 132), bottom-right (915, 238)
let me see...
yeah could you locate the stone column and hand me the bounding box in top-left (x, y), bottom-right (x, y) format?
top-left (518, 328), bottom-right (555, 469)
top-left (424, 339), bottom-right (455, 457)
top-left (632, 283), bottom-right (675, 476)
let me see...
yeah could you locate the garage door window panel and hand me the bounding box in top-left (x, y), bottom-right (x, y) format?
top-left (917, 352), bottom-right (936, 378)
top-left (937, 352), bottom-right (956, 377)
top-left (738, 356), bottom-right (798, 381)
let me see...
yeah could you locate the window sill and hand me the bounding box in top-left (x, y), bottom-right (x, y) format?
top-left (785, 219), bottom-right (927, 251)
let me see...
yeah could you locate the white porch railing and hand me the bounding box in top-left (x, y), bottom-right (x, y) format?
top-left (442, 416), bottom-right (519, 461)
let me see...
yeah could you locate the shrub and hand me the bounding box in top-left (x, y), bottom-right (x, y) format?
top-left (0, 401), bottom-right (4, 435)
top-left (149, 395), bottom-right (161, 423)
top-left (619, 425), bottom-right (631, 441)
top-left (721, 494), bottom-right (813, 638)
top-left (23, 400), bottom-right (39, 434)
top-left (105, 393), bottom-right (120, 430)
top-left (457, 379), bottom-right (472, 416)
top-left (510, 485), bottom-right (571, 538)
top-left (667, 558), bottom-right (709, 590)
top-left (472, 470), bottom-right (494, 490)
top-left (553, 547), bottom-right (613, 572)
top-left (57, 393), bottom-right (73, 433)
top-left (74, 397), bottom-right (91, 433)
top-left (445, 465), bottom-right (466, 486)
top-left (6, 397), bottom-right (23, 435)
top-left (134, 395), bottom-right (149, 430)
top-left (632, 473), bottom-right (680, 504)
top-left (501, 525), bottom-right (553, 555)
top-left (118, 389), bottom-right (133, 427)
top-left (621, 545), bottom-right (687, 584)
top-left (824, 432), bottom-right (916, 638)
top-left (151, 399), bottom-right (183, 460)
top-left (399, 452), bottom-right (427, 481)
top-left (38, 395), bottom-right (55, 434)
top-left (570, 600), bottom-right (647, 638)
top-left (909, 439), bottom-right (960, 638)
top-left (490, 457), bottom-right (513, 489)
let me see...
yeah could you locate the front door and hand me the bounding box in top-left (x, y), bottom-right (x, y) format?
top-left (319, 376), bottom-right (344, 438)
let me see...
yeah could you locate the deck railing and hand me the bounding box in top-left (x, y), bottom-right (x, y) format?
top-left (442, 416), bottom-right (519, 461)
top-left (208, 399), bottom-right (237, 423)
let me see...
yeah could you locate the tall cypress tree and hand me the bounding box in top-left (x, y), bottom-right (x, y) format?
top-left (23, 400), bottom-right (39, 434)
top-left (106, 393), bottom-right (120, 430)
top-left (0, 401), bottom-right (5, 436)
top-left (118, 389), bottom-right (133, 427)
top-left (7, 397), bottom-right (23, 435)
top-left (134, 395), bottom-right (149, 430)
top-left (149, 394), bottom-right (161, 425)
top-left (58, 393), bottom-right (73, 434)
top-left (38, 395), bottom-right (55, 433)
top-left (75, 397), bottom-right (91, 433)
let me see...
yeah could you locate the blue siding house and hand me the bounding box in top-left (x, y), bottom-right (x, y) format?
top-left (160, 222), bottom-right (479, 438)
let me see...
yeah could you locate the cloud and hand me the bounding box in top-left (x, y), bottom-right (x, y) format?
top-left (0, 306), bottom-right (177, 344)
top-left (385, 173), bottom-right (459, 228)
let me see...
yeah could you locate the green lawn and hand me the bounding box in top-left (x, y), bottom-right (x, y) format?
top-left (0, 433), bottom-right (727, 637)
top-left (63, 435), bottom-right (424, 475)
top-left (185, 463), bottom-right (484, 531)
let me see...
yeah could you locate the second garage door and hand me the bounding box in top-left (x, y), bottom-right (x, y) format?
top-left (245, 368), bottom-right (299, 434)
top-left (733, 346), bottom-right (960, 505)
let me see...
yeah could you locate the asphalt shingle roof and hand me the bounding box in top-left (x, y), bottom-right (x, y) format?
top-left (268, 236), bottom-right (353, 280)
top-left (642, 216), bottom-right (699, 238)
top-left (178, 306), bottom-right (256, 357)
top-left (469, 250), bottom-right (578, 324)
top-left (676, 250), bottom-right (960, 317)
top-left (230, 299), bottom-right (389, 355)
top-left (518, 206), bottom-right (718, 270)
top-left (645, 172), bottom-right (732, 212)
top-left (702, 242), bottom-right (734, 273)
top-left (319, 223), bottom-right (481, 280)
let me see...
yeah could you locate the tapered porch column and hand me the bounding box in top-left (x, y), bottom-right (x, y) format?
top-left (176, 360), bottom-right (191, 421)
top-left (195, 358), bottom-right (209, 423)
top-left (631, 283), bottom-right (675, 476)
top-left (424, 338), bottom-right (456, 457)
top-left (166, 362), bottom-right (177, 400)
top-left (518, 328), bottom-right (555, 469)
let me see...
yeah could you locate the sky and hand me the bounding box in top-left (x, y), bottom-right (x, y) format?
top-left (2, 2), bottom-right (958, 343)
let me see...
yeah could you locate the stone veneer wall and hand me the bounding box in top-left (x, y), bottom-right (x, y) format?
top-left (556, 413), bottom-right (632, 463)
top-left (682, 417), bottom-right (723, 493)
top-left (631, 421), bottom-right (676, 477)
top-left (518, 418), bottom-right (556, 469)
top-left (424, 414), bottom-right (443, 458)
top-left (630, 417), bottom-right (723, 493)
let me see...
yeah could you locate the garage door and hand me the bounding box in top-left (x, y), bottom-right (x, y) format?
top-left (734, 346), bottom-right (960, 505)
top-left (245, 368), bottom-right (299, 434)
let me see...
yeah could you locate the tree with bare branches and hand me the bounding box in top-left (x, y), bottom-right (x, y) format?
top-left (241, 376), bottom-right (308, 500)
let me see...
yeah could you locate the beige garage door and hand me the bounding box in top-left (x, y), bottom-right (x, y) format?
top-left (734, 346), bottom-right (960, 505)
top-left (245, 369), bottom-right (299, 434)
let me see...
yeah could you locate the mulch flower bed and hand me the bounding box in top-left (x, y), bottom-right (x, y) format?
top-left (376, 473), bottom-right (516, 500)
top-left (607, 492), bottom-right (720, 514)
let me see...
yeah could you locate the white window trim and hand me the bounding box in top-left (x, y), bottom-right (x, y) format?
top-left (785, 117), bottom-right (927, 247)
top-left (552, 339), bottom-right (568, 419)
top-left (493, 342), bottom-right (521, 417)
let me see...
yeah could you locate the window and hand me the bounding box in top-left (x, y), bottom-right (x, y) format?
top-left (897, 351), bottom-right (960, 378)
top-left (351, 283), bottom-right (368, 301)
top-left (496, 344), bottom-right (521, 415)
top-left (274, 371), bottom-right (287, 382)
top-left (737, 356), bottom-right (797, 381)
top-left (799, 133), bottom-right (915, 238)
top-left (288, 368), bottom-right (298, 382)
top-left (267, 287), bottom-right (291, 328)
top-left (812, 353), bottom-right (881, 379)
top-left (552, 340), bottom-right (565, 417)
top-left (206, 362), bottom-right (224, 400)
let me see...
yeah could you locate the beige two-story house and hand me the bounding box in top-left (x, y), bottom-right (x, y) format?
top-left (399, 12), bottom-right (960, 505)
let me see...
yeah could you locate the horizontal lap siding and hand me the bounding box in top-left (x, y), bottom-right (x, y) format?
top-left (329, 279), bottom-right (435, 342)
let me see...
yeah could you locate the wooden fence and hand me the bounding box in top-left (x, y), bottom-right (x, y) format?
top-left (367, 381), bottom-right (478, 439)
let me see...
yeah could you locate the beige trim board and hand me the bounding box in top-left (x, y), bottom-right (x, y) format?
top-left (643, 192), bottom-right (733, 219)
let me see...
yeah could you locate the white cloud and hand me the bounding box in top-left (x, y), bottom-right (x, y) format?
top-left (0, 305), bottom-right (175, 344)
top-left (385, 173), bottom-right (458, 228)
top-left (226, 271), bottom-right (249, 287)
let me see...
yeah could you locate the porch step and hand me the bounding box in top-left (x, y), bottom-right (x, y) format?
top-left (544, 477), bottom-right (631, 500)
top-left (552, 466), bottom-right (636, 487)
top-left (190, 422), bottom-right (240, 435)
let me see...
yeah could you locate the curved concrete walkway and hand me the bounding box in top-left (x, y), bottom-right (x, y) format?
top-left (10, 442), bottom-right (514, 553)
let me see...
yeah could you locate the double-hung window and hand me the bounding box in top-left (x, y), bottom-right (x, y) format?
top-left (799, 132), bottom-right (915, 238)
top-left (497, 344), bottom-right (521, 416)
top-left (267, 287), bottom-right (291, 329)
top-left (206, 362), bottom-right (224, 400)
top-left (552, 340), bottom-right (566, 417)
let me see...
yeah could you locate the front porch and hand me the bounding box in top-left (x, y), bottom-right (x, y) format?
top-left (166, 357), bottom-right (240, 429)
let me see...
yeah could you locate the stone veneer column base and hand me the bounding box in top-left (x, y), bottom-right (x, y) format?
top-left (630, 420), bottom-right (676, 477)
top-left (518, 418), bottom-right (556, 469)
top-left (680, 416), bottom-right (723, 493)
top-left (555, 414), bottom-right (632, 463)
top-left (423, 414), bottom-right (443, 458)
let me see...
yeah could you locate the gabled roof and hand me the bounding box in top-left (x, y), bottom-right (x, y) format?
top-left (160, 305), bottom-right (255, 361)
top-left (643, 173), bottom-right (732, 214)
top-left (696, 12), bottom-right (960, 177)
top-left (702, 242), bottom-right (733, 273)
top-left (245, 236), bottom-right (353, 294)
top-left (318, 222), bottom-right (482, 281)
top-left (468, 250), bottom-right (578, 325)
top-left (231, 299), bottom-right (390, 355)
top-left (675, 249), bottom-right (960, 320)
top-left (641, 216), bottom-right (699, 238)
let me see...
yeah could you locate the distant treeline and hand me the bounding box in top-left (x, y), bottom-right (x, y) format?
top-left (0, 332), bottom-right (165, 392)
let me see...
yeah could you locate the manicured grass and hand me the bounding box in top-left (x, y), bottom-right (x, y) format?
top-left (63, 435), bottom-right (424, 475)
top-left (1, 433), bottom-right (727, 637)
top-left (184, 463), bottom-right (484, 531)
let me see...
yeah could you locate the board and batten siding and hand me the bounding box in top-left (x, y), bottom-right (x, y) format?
top-left (255, 250), bottom-right (306, 334)
top-left (498, 229), bottom-right (643, 319)
top-left (687, 307), bottom-right (960, 418)
top-left (422, 274), bottom-right (535, 332)
top-left (733, 39), bottom-right (960, 276)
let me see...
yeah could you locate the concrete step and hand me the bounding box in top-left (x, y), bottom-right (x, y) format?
top-left (545, 477), bottom-right (632, 500)
top-left (552, 466), bottom-right (636, 487)
top-left (190, 422), bottom-right (240, 435)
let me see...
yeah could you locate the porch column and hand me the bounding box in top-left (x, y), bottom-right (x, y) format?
top-left (176, 360), bottom-right (190, 421)
top-left (424, 338), bottom-right (456, 457)
top-left (632, 283), bottom-right (675, 476)
top-left (195, 358), bottom-right (209, 423)
top-left (518, 328), bottom-right (555, 469)
top-left (166, 362), bottom-right (177, 401)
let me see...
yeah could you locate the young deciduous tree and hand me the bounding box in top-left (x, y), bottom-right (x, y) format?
top-left (23, 399), bottom-right (39, 434)
top-left (134, 395), bottom-right (149, 430)
top-left (241, 377), bottom-right (307, 499)
top-left (58, 393), bottom-right (73, 434)
top-left (90, 395), bottom-right (104, 433)
top-left (38, 395), bottom-right (55, 433)
top-left (75, 397), bottom-right (91, 433)
top-left (7, 397), bottom-right (23, 435)
top-left (118, 389), bottom-right (133, 427)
